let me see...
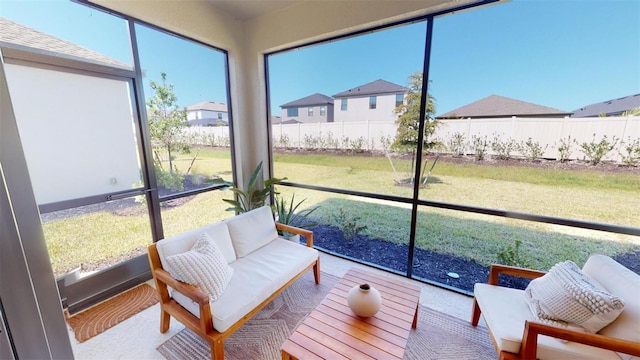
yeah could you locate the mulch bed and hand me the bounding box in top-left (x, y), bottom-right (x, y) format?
top-left (309, 224), bottom-right (639, 293)
top-left (310, 224), bottom-right (531, 293)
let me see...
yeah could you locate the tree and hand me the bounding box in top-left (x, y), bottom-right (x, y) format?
top-left (146, 72), bottom-right (190, 174)
top-left (391, 71), bottom-right (438, 154)
top-left (388, 71), bottom-right (438, 184)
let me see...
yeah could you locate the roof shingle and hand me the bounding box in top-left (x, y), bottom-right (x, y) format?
top-left (186, 101), bottom-right (228, 112)
top-left (332, 79), bottom-right (406, 98)
top-left (280, 93), bottom-right (333, 108)
top-left (571, 94), bottom-right (640, 117)
top-left (436, 95), bottom-right (570, 119)
top-left (0, 17), bottom-right (131, 69)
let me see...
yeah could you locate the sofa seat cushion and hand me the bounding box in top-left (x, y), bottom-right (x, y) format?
top-left (172, 238), bottom-right (318, 332)
top-left (474, 283), bottom-right (620, 360)
top-left (156, 221), bottom-right (236, 275)
top-left (226, 206), bottom-right (278, 258)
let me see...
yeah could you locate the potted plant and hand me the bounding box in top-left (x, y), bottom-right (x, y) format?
top-left (209, 161), bottom-right (285, 213)
top-left (274, 193), bottom-right (320, 242)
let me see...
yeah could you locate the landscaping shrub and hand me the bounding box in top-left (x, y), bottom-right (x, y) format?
top-left (618, 137), bottom-right (640, 167)
top-left (349, 136), bottom-right (366, 153)
top-left (276, 133), bottom-right (291, 149)
top-left (471, 134), bottom-right (489, 160)
top-left (491, 133), bottom-right (519, 160)
top-left (497, 239), bottom-right (533, 269)
top-left (155, 165), bottom-right (184, 191)
top-left (331, 207), bottom-right (368, 242)
top-left (555, 135), bottom-right (575, 163)
top-left (520, 137), bottom-right (547, 162)
top-left (579, 134), bottom-right (618, 165)
top-left (447, 132), bottom-right (466, 156)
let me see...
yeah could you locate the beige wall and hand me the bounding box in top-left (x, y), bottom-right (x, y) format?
top-left (89, 0), bottom-right (484, 183)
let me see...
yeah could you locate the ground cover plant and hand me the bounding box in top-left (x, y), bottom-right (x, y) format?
top-left (43, 148), bottom-right (639, 293)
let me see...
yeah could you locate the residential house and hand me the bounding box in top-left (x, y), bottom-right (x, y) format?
top-left (571, 93), bottom-right (640, 117)
top-left (332, 79), bottom-right (406, 122)
top-left (185, 100), bottom-right (229, 125)
top-left (280, 93), bottom-right (334, 123)
top-left (436, 94), bottom-right (571, 119)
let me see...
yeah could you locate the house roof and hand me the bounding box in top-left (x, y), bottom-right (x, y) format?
top-left (0, 17), bottom-right (131, 70)
top-left (280, 93), bottom-right (333, 108)
top-left (571, 94), bottom-right (640, 117)
top-left (436, 95), bottom-right (570, 119)
top-left (332, 79), bottom-right (406, 98)
top-left (186, 101), bottom-right (228, 112)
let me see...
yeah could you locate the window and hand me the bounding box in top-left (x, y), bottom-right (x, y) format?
top-left (218, 112), bottom-right (222, 119)
top-left (341, 98), bottom-right (347, 111)
top-left (369, 96), bottom-right (377, 109)
top-left (320, 106), bottom-right (326, 116)
top-left (308, 107), bottom-right (314, 116)
top-left (287, 107), bottom-right (298, 117)
top-left (396, 93), bottom-right (404, 107)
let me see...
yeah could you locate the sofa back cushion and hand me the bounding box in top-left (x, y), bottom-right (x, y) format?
top-left (156, 221), bottom-right (236, 274)
top-left (226, 206), bottom-right (278, 258)
top-left (582, 254), bottom-right (640, 346)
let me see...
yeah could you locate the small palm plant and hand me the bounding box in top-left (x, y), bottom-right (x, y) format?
top-left (274, 193), bottom-right (320, 237)
top-left (210, 161), bottom-right (285, 213)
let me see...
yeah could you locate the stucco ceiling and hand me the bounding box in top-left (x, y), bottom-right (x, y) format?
top-left (204, 0), bottom-right (300, 21)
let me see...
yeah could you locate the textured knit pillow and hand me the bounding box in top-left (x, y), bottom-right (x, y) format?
top-left (524, 260), bottom-right (625, 333)
top-left (166, 232), bottom-right (234, 301)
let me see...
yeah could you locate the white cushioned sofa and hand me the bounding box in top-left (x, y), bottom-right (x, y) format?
top-left (471, 254), bottom-right (640, 360)
top-left (147, 206), bottom-right (320, 360)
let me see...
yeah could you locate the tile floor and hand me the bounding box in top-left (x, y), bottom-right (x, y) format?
top-left (69, 252), bottom-right (480, 359)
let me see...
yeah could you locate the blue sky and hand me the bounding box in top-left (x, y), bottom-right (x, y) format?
top-left (2, 0), bottom-right (639, 116)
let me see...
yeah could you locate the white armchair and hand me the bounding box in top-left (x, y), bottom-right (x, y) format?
top-left (471, 255), bottom-right (640, 360)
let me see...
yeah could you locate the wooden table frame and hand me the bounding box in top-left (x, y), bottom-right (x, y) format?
top-left (281, 267), bottom-right (422, 360)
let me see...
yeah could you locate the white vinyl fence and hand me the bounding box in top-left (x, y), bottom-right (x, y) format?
top-left (184, 116), bottom-right (639, 163)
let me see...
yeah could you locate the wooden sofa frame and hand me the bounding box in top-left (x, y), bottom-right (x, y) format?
top-left (148, 223), bottom-right (320, 360)
top-left (471, 264), bottom-right (640, 360)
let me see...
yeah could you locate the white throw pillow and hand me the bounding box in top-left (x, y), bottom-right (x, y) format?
top-left (166, 232), bottom-right (234, 301)
top-left (524, 260), bottom-right (625, 333)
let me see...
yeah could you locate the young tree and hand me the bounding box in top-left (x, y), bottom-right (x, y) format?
top-left (389, 71), bottom-right (438, 184)
top-left (146, 72), bottom-right (190, 174)
top-left (391, 71), bottom-right (438, 154)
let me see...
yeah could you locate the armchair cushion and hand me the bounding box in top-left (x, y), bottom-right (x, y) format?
top-left (524, 261), bottom-right (625, 334)
top-left (166, 232), bottom-right (234, 301)
top-left (474, 283), bottom-right (621, 359)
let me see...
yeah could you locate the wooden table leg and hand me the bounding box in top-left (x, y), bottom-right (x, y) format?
top-left (281, 350), bottom-right (291, 360)
top-left (412, 303), bottom-right (419, 328)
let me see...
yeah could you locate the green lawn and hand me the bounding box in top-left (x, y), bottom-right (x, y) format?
top-left (43, 149), bottom-right (639, 276)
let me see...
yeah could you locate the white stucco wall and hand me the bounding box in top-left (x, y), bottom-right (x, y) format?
top-left (5, 63), bottom-right (140, 205)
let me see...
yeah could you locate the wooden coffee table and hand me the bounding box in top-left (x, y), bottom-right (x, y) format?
top-left (281, 267), bottom-right (422, 359)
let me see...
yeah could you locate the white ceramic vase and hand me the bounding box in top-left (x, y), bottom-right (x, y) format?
top-left (347, 283), bottom-right (382, 317)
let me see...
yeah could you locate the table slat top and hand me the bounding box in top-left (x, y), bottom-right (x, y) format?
top-left (281, 268), bottom-right (422, 360)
